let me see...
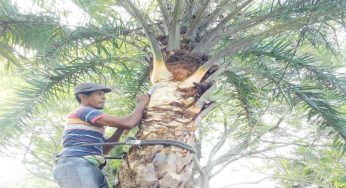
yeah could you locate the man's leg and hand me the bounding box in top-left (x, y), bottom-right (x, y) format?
top-left (53, 157), bottom-right (108, 188)
top-left (98, 171), bottom-right (108, 188)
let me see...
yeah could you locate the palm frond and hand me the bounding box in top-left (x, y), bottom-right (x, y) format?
top-left (72, 0), bottom-right (118, 25)
top-left (0, 0), bottom-right (142, 71)
top-left (42, 24), bottom-right (132, 59)
top-left (194, 0), bottom-right (346, 55)
top-left (237, 49), bottom-right (346, 149)
top-left (0, 1), bottom-right (62, 52)
top-left (224, 70), bottom-right (262, 127)
top-left (0, 55), bottom-right (147, 144)
top-left (244, 37), bottom-right (346, 97)
top-left (292, 86), bottom-right (346, 150)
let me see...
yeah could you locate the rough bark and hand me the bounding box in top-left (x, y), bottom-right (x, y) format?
top-left (117, 47), bottom-right (210, 187)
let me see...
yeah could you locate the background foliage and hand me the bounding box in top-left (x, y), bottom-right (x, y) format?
top-left (0, 0), bottom-right (345, 187)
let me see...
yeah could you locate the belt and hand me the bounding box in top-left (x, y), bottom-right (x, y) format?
top-left (83, 155), bottom-right (106, 168)
top-left (55, 155), bottom-right (107, 170)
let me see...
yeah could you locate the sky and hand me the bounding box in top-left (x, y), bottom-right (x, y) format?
top-left (1, 0), bottom-right (345, 187)
top-left (0, 157), bottom-right (30, 186)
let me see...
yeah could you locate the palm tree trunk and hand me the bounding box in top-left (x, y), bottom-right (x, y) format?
top-left (118, 81), bottom-right (201, 187)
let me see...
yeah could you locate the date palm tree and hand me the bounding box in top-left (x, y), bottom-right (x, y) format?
top-left (1, 0), bottom-right (345, 187)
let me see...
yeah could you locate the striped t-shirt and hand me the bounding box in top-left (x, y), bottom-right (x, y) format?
top-left (60, 106), bottom-right (106, 157)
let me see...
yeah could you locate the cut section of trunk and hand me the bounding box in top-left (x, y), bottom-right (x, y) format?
top-left (150, 58), bottom-right (172, 83)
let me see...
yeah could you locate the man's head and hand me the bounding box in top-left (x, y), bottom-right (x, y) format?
top-left (74, 83), bottom-right (112, 109)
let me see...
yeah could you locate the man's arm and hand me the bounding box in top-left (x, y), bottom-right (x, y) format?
top-left (98, 94), bottom-right (149, 154)
top-left (103, 128), bottom-right (125, 154)
top-left (98, 84), bottom-right (161, 154)
top-left (94, 94), bottom-right (150, 129)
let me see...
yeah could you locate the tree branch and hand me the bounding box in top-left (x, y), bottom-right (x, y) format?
top-left (195, 102), bottom-right (218, 125)
top-left (185, 0), bottom-right (211, 39)
top-left (157, 0), bottom-right (170, 35)
top-left (196, 84), bottom-right (217, 108)
top-left (119, 0), bottom-right (162, 60)
top-left (216, 6), bottom-right (346, 60)
top-left (197, 0), bottom-right (232, 35)
top-left (220, 176), bottom-right (325, 188)
top-left (193, 0), bottom-right (326, 54)
top-left (167, 0), bottom-right (184, 51)
top-left (204, 0), bottom-right (253, 40)
top-left (209, 115), bottom-right (285, 171)
top-left (119, 0), bottom-right (171, 82)
top-left (206, 118), bottom-right (236, 168)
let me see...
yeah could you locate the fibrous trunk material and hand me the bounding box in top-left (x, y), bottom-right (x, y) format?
top-left (118, 81), bottom-right (200, 188)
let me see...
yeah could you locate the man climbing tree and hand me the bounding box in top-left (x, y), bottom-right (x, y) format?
top-left (53, 82), bottom-right (151, 188)
top-left (0, 0), bottom-right (346, 187)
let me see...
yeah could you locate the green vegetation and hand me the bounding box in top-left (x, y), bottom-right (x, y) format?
top-left (0, 0), bottom-right (345, 187)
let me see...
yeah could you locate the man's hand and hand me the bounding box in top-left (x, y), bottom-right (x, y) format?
top-left (147, 83), bottom-right (164, 96)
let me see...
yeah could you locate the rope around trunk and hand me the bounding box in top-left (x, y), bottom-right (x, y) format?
top-left (65, 137), bottom-right (197, 159)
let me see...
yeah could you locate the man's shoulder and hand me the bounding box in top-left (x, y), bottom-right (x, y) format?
top-left (77, 106), bottom-right (102, 113)
top-left (67, 106), bottom-right (103, 118)
top-left (67, 106), bottom-right (105, 125)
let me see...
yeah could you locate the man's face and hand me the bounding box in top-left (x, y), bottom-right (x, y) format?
top-left (80, 90), bottom-right (106, 109)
